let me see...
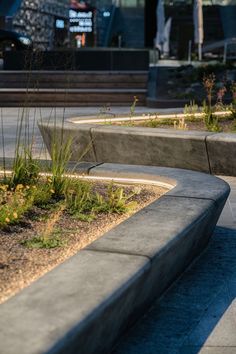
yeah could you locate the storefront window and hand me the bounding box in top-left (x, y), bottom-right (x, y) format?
top-left (120, 0), bottom-right (144, 7)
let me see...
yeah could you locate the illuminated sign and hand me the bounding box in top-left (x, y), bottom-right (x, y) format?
top-left (55, 19), bottom-right (65, 29)
top-left (103, 11), bottom-right (111, 17)
top-left (69, 9), bottom-right (93, 33)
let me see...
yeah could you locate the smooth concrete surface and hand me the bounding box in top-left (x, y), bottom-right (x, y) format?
top-left (0, 251), bottom-right (150, 354)
top-left (0, 163), bottom-right (229, 354)
top-left (207, 134), bottom-right (236, 176)
top-left (111, 175), bottom-right (236, 354)
top-left (91, 126), bottom-right (212, 172)
top-left (38, 122), bottom-right (97, 162)
top-left (39, 114), bottom-right (236, 176)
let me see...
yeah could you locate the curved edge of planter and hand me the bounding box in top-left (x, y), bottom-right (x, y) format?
top-left (38, 119), bottom-right (236, 176)
top-left (0, 164), bottom-right (230, 354)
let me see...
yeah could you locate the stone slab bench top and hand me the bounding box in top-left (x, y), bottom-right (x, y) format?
top-left (0, 163), bottom-right (230, 354)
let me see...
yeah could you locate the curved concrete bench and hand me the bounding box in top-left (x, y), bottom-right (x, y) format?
top-left (38, 116), bottom-right (236, 176)
top-left (0, 164), bottom-right (229, 354)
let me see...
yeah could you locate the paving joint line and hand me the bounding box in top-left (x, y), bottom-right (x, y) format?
top-left (83, 247), bottom-right (152, 263)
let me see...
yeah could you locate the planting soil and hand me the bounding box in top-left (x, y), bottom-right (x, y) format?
top-left (112, 116), bottom-right (236, 133)
top-left (141, 118), bottom-right (236, 132)
top-left (0, 181), bottom-right (166, 304)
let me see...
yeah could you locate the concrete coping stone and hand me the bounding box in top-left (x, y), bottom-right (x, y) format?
top-left (0, 163), bottom-right (230, 354)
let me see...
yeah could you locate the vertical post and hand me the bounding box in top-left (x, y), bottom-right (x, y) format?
top-left (223, 42), bottom-right (227, 64)
top-left (188, 40), bottom-right (192, 63)
top-left (193, 0), bottom-right (204, 62)
top-left (118, 34), bottom-right (122, 48)
top-left (198, 43), bottom-right (202, 61)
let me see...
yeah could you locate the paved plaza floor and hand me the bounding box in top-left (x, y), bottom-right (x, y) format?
top-left (1, 107), bottom-right (236, 354)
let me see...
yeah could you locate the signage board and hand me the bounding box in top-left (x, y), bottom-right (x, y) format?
top-left (69, 8), bottom-right (94, 34)
top-left (69, 7), bottom-right (95, 47)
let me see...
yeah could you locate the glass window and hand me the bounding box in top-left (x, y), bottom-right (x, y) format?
top-left (120, 0), bottom-right (144, 7)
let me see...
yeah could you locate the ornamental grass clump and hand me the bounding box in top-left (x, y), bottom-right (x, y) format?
top-left (9, 149), bottom-right (40, 189)
top-left (50, 137), bottom-right (72, 198)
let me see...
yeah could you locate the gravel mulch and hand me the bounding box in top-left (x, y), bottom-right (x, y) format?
top-left (0, 183), bottom-right (167, 304)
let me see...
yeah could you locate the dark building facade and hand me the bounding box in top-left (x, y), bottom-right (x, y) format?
top-left (146, 0), bottom-right (236, 58)
top-left (1, 0), bottom-right (236, 55)
top-left (0, 0), bottom-right (69, 50)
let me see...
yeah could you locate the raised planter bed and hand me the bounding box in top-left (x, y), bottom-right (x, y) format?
top-left (0, 163), bottom-right (229, 354)
top-left (39, 113), bottom-right (236, 176)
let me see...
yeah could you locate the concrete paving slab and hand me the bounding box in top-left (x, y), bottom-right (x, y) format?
top-left (230, 202), bottom-right (236, 218)
top-left (184, 284), bottom-right (236, 347)
top-left (217, 200), bottom-right (236, 227)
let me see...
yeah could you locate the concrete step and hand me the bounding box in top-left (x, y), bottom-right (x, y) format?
top-left (0, 70), bottom-right (148, 106)
top-left (0, 71), bottom-right (148, 89)
top-left (0, 88), bottom-right (146, 107)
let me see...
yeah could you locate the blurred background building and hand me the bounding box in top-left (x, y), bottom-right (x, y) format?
top-left (0, 0), bottom-right (235, 58)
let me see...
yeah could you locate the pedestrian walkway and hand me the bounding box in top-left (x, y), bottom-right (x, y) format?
top-left (112, 176), bottom-right (236, 354)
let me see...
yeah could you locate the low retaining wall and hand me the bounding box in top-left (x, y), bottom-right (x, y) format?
top-left (0, 163), bottom-right (230, 354)
top-left (38, 118), bottom-right (236, 176)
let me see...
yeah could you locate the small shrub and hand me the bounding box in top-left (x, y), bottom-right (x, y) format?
top-left (22, 202), bottom-right (65, 249)
top-left (174, 118), bottom-right (188, 130)
top-left (144, 117), bottom-right (174, 128)
top-left (202, 104), bottom-right (221, 132)
top-left (203, 73), bottom-right (215, 109)
top-left (0, 183), bottom-right (34, 228)
top-left (29, 179), bottom-right (55, 206)
top-left (21, 234), bottom-right (64, 249)
top-left (92, 183), bottom-right (138, 215)
top-left (130, 96), bottom-right (139, 117)
top-left (184, 101), bottom-right (199, 116)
